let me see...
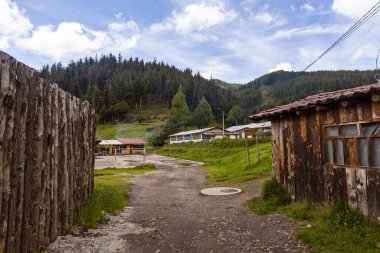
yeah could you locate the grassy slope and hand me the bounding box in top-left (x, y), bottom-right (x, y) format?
top-left (157, 139), bottom-right (272, 182)
top-left (96, 123), bottom-right (158, 140)
top-left (96, 103), bottom-right (170, 140)
top-left (74, 165), bottom-right (156, 229)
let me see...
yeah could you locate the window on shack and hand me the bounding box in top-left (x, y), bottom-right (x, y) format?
top-left (324, 122), bottom-right (380, 168)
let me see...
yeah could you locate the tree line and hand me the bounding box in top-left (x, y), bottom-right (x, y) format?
top-left (39, 53), bottom-right (380, 129)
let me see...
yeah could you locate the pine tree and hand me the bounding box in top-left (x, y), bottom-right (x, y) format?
top-left (192, 96), bottom-right (213, 128)
top-left (226, 105), bottom-right (242, 126)
top-left (170, 85), bottom-right (190, 126)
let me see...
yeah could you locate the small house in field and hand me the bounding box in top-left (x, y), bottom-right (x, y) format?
top-left (98, 139), bottom-right (123, 155)
top-left (226, 122), bottom-right (272, 139)
top-left (249, 82), bottom-right (380, 223)
top-left (169, 127), bottom-right (235, 144)
top-left (117, 138), bottom-right (146, 155)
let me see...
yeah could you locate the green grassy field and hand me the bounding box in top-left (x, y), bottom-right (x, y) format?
top-left (74, 165), bottom-right (156, 229)
top-left (157, 138), bottom-right (272, 182)
top-left (96, 123), bottom-right (160, 140)
top-left (96, 103), bottom-right (170, 140)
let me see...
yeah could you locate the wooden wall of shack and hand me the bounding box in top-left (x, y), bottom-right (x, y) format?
top-left (272, 94), bottom-right (380, 223)
top-left (0, 51), bottom-right (96, 252)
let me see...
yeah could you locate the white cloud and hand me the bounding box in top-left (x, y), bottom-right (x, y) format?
top-left (301, 3), bottom-right (315, 12)
top-left (332, 0), bottom-right (379, 18)
top-left (290, 5), bottom-right (295, 11)
top-left (0, 0), bottom-right (33, 49)
top-left (16, 20), bottom-right (140, 61)
top-left (0, 36), bottom-right (10, 49)
top-left (351, 43), bottom-right (378, 62)
top-left (254, 12), bottom-right (274, 24)
top-left (16, 22), bottom-right (107, 60)
top-left (269, 62), bottom-right (293, 73)
top-left (271, 25), bottom-right (346, 40)
top-left (151, 2), bottom-right (237, 34)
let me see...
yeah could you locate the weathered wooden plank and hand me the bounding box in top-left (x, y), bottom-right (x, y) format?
top-left (49, 83), bottom-right (59, 242)
top-left (346, 167), bottom-right (358, 209)
top-left (357, 101), bottom-right (372, 121)
top-left (339, 105), bottom-right (349, 123)
top-left (371, 100), bottom-right (380, 119)
top-left (21, 68), bottom-right (39, 253)
top-left (356, 168), bottom-right (368, 217)
top-left (5, 59), bottom-right (28, 253)
top-left (366, 170), bottom-right (377, 222)
top-left (0, 53), bottom-right (16, 252)
top-left (30, 78), bottom-right (44, 250)
top-left (376, 171), bottom-right (380, 224)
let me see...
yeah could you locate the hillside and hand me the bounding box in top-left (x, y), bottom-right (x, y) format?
top-left (39, 54), bottom-right (379, 125)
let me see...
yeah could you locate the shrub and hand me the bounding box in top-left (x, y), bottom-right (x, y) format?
top-left (247, 177), bottom-right (291, 215)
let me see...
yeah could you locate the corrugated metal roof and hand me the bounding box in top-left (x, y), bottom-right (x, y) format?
top-left (226, 122), bottom-right (271, 132)
top-left (249, 82), bottom-right (380, 120)
top-left (117, 138), bottom-right (146, 145)
top-left (169, 127), bottom-right (215, 137)
top-left (99, 140), bottom-right (123, 145)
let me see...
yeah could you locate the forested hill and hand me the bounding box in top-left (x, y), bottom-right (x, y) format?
top-left (39, 53), bottom-right (379, 123)
top-left (237, 70), bottom-right (379, 114)
top-left (39, 54), bottom-right (237, 122)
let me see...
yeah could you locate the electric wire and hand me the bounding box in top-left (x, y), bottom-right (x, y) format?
top-left (304, 1), bottom-right (380, 71)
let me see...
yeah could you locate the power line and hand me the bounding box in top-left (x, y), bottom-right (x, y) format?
top-left (304, 1), bottom-right (380, 71)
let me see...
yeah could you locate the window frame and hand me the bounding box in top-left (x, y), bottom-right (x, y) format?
top-left (323, 121), bottom-right (380, 169)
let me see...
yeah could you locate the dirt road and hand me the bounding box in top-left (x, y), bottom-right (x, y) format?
top-left (47, 154), bottom-right (307, 253)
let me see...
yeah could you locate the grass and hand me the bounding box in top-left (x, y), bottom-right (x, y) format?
top-left (157, 138), bottom-right (272, 182)
top-left (74, 165), bottom-right (156, 229)
top-left (248, 178), bottom-right (380, 253)
top-left (247, 177), bottom-right (291, 214)
top-left (96, 103), bottom-right (170, 140)
top-left (96, 123), bottom-right (161, 140)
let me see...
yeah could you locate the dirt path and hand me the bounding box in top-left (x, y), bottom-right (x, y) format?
top-left (47, 154), bottom-right (308, 253)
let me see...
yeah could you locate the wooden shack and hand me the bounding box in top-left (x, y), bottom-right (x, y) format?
top-left (117, 138), bottom-right (146, 155)
top-left (249, 83), bottom-right (380, 223)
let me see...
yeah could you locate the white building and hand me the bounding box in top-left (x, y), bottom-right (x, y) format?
top-left (226, 122), bottom-right (272, 139)
top-left (169, 127), bottom-right (237, 144)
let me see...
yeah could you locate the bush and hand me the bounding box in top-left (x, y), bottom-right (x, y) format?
top-left (247, 177), bottom-right (291, 215)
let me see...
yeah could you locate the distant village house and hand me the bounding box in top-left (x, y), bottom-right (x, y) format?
top-left (169, 127), bottom-right (239, 144)
top-left (98, 138), bottom-right (146, 155)
top-left (249, 83), bottom-right (380, 223)
top-left (226, 122), bottom-right (271, 139)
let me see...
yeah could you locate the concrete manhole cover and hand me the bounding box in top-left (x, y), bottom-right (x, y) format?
top-left (200, 187), bottom-right (242, 196)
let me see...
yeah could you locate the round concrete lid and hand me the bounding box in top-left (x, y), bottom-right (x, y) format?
top-left (200, 187), bottom-right (242, 196)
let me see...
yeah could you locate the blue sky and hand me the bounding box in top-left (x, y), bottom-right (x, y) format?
top-left (1, 0), bottom-right (379, 83)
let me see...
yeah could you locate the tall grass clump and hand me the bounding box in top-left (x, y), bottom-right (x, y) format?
top-left (247, 177), bottom-right (291, 214)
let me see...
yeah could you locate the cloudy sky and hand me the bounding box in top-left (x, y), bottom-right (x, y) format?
top-left (1, 0), bottom-right (379, 83)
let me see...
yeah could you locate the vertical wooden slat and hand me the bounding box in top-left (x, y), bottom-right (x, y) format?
top-left (366, 170), bottom-right (377, 222)
top-left (21, 67), bottom-right (38, 253)
top-left (346, 167), bottom-right (358, 209)
top-left (15, 63), bottom-right (29, 253)
top-left (50, 83), bottom-right (59, 242)
top-left (0, 52), bottom-right (16, 252)
top-left (356, 168), bottom-right (368, 217)
top-left (43, 80), bottom-right (52, 248)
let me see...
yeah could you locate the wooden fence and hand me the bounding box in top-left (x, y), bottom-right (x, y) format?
top-left (0, 51), bottom-right (96, 252)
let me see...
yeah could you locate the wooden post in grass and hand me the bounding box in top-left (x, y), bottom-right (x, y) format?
top-left (114, 147), bottom-right (117, 167)
top-left (144, 147), bottom-right (147, 165)
top-left (245, 137), bottom-right (250, 167)
top-left (256, 135), bottom-right (260, 161)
